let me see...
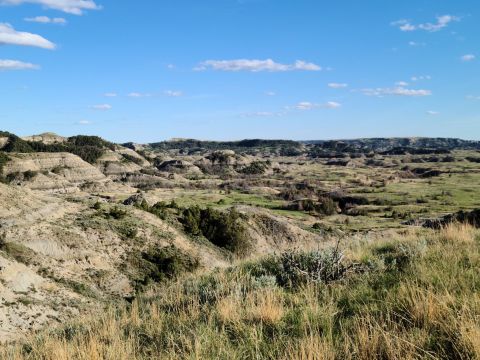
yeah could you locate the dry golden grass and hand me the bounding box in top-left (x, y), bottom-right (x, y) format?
top-left (245, 289), bottom-right (284, 325)
top-left (439, 222), bottom-right (476, 244)
top-left (1, 225), bottom-right (479, 360)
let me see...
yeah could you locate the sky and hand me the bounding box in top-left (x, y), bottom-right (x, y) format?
top-left (0, 0), bottom-right (479, 143)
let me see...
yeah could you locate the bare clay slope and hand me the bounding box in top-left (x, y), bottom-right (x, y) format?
top-left (0, 182), bottom-right (232, 341)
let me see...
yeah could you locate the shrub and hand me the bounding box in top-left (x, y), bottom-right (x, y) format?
top-left (181, 206), bottom-right (203, 235)
top-left (286, 197), bottom-right (338, 216)
top-left (104, 206), bottom-right (128, 220)
top-left (0, 152), bottom-right (10, 181)
top-left (139, 245), bottom-right (200, 284)
top-left (181, 206), bottom-right (251, 256)
top-left (248, 245), bottom-right (363, 288)
top-left (23, 170), bottom-right (38, 181)
top-left (239, 161), bottom-right (269, 175)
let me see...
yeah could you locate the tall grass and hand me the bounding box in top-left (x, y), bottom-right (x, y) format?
top-left (2, 224), bottom-right (479, 359)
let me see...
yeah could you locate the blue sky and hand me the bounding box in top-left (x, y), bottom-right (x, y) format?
top-left (0, 0), bottom-right (479, 143)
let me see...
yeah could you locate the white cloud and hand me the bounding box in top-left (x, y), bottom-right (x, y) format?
top-left (0, 59), bottom-right (39, 70)
top-left (392, 15), bottom-right (459, 32)
top-left (166, 64), bottom-right (175, 69)
top-left (265, 91), bottom-right (276, 96)
top-left (408, 41), bottom-right (425, 47)
top-left (25, 16), bottom-right (66, 24)
top-left (164, 90), bottom-right (183, 97)
top-left (295, 101), bottom-right (341, 110)
top-left (77, 119), bottom-right (91, 124)
top-left (461, 54), bottom-right (475, 62)
top-left (1, 0), bottom-right (101, 15)
top-left (0, 23), bottom-right (55, 49)
top-left (328, 83), bottom-right (348, 89)
top-left (427, 111), bottom-right (440, 115)
top-left (324, 101), bottom-right (341, 109)
top-left (128, 92), bottom-right (151, 98)
top-left (195, 59), bottom-right (321, 72)
top-left (395, 81), bottom-right (409, 87)
top-left (411, 75), bottom-right (431, 82)
top-left (295, 101), bottom-right (316, 110)
top-left (104, 92), bottom-right (117, 97)
top-left (91, 104), bottom-right (111, 110)
top-left (293, 60), bottom-right (321, 71)
top-left (360, 86), bottom-right (431, 97)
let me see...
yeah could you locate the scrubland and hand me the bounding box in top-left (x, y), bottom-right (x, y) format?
top-left (2, 224), bottom-right (479, 360)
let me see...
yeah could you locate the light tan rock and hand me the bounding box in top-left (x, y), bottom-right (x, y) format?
top-left (22, 132), bottom-right (66, 144)
top-left (0, 137), bottom-right (8, 150)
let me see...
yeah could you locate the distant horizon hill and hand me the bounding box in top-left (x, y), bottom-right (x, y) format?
top-left (3, 131), bottom-right (480, 153)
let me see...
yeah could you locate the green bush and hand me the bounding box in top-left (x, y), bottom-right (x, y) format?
top-left (23, 170), bottom-right (38, 181)
top-left (103, 206), bottom-right (128, 220)
top-left (137, 200), bottom-right (177, 220)
top-left (181, 206), bottom-right (251, 256)
top-left (139, 245), bottom-right (200, 284)
top-left (287, 197), bottom-right (338, 216)
top-left (239, 161), bottom-right (269, 175)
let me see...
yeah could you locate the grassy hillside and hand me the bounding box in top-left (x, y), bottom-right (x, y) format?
top-left (3, 224), bottom-right (479, 359)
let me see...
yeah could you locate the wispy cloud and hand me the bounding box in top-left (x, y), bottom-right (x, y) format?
top-left (24, 16), bottom-right (66, 24)
top-left (1, 0), bottom-right (101, 15)
top-left (0, 23), bottom-right (55, 49)
top-left (104, 92), bottom-right (117, 97)
top-left (295, 101), bottom-right (341, 110)
top-left (164, 90), bottom-right (183, 97)
top-left (360, 85), bottom-right (431, 97)
top-left (427, 110), bottom-right (440, 116)
top-left (0, 59), bottom-right (39, 70)
top-left (195, 59), bottom-right (321, 72)
top-left (392, 15), bottom-right (459, 32)
top-left (265, 91), bottom-right (276, 96)
top-left (461, 54), bottom-right (475, 62)
top-left (77, 119), bottom-right (91, 125)
top-left (328, 83), bottom-right (348, 89)
top-left (408, 41), bottom-right (426, 47)
top-left (128, 92), bottom-right (151, 98)
top-left (411, 75), bottom-right (431, 82)
top-left (91, 104), bottom-right (112, 110)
